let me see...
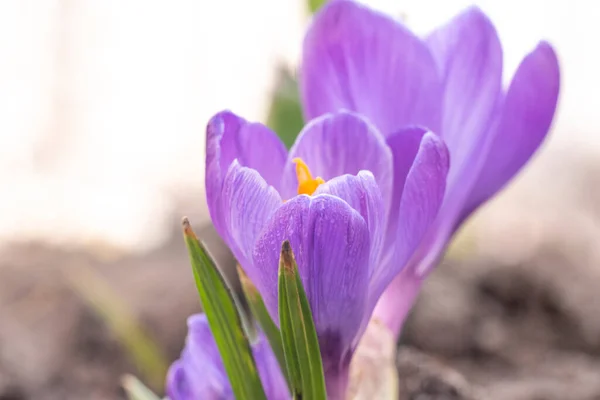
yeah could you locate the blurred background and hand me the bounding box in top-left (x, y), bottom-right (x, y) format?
top-left (1, 0), bottom-right (599, 399)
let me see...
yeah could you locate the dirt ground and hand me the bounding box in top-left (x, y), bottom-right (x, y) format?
top-left (2, 150), bottom-right (600, 400)
top-left (399, 148), bottom-right (600, 400)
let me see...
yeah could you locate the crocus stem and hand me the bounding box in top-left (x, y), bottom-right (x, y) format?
top-left (373, 269), bottom-right (424, 338)
top-left (325, 363), bottom-right (350, 400)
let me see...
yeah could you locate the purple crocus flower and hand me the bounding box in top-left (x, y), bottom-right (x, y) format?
top-left (166, 314), bottom-right (288, 399)
top-left (300, 0), bottom-right (560, 336)
top-left (206, 109), bottom-right (449, 397)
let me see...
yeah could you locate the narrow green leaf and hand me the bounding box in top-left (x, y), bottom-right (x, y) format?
top-left (279, 270), bottom-right (303, 395)
top-left (183, 218), bottom-right (267, 400)
top-left (266, 66), bottom-right (304, 149)
top-left (122, 375), bottom-right (161, 400)
top-left (238, 266), bottom-right (290, 388)
top-left (278, 241), bottom-right (327, 400)
top-left (307, 0), bottom-right (327, 14)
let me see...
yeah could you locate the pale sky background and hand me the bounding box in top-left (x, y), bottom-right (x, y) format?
top-left (0, 0), bottom-right (597, 252)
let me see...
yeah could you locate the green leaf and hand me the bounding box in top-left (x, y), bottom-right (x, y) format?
top-left (307, 0), bottom-right (327, 14)
top-left (122, 375), bottom-right (161, 400)
top-left (238, 266), bottom-right (290, 388)
top-left (266, 66), bottom-right (304, 149)
top-left (183, 218), bottom-right (267, 400)
top-left (278, 241), bottom-right (327, 399)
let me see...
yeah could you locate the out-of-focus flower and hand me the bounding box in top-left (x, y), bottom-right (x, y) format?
top-left (166, 314), bottom-right (288, 400)
top-left (206, 109), bottom-right (448, 397)
top-left (300, 0), bottom-right (560, 336)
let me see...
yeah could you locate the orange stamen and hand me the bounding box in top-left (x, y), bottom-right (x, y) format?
top-left (293, 158), bottom-right (325, 196)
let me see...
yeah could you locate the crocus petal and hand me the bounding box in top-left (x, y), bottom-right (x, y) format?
top-left (376, 43), bottom-right (559, 334)
top-left (412, 44), bottom-right (559, 278)
top-left (375, 7), bottom-right (503, 278)
top-left (281, 112), bottom-right (392, 211)
top-left (315, 171), bottom-right (385, 278)
top-left (427, 6), bottom-right (503, 186)
top-left (217, 160), bottom-right (282, 273)
top-left (206, 111), bottom-right (287, 235)
top-left (166, 314), bottom-right (288, 400)
top-left (382, 127), bottom-right (428, 253)
top-left (252, 195), bottom-right (370, 365)
top-left (251, 338), bottom-right (291, 400)
top-left (166, 315), bottom-right (230, 400)
top-left (301, 0), bottom-right (442, 136)
top-left (466, 41), bottom-right (560, 213)
top-left (372, 132), bottom-right (449, 301)
top-left (372, 268), bottom-right (423, 337)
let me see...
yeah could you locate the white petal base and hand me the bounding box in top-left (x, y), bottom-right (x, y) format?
top-left (347, 319), bottom-right (398, 400)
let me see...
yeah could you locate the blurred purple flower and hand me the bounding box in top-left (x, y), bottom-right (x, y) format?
top-left (166, 314), bottom-right (288, 400)
top-left (300, 0), bottom-right (560, 336)
top-left (205, 109), bottom-right (448, 397)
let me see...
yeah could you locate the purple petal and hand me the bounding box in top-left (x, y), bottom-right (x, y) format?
top-left (300, 0), bottom-right (442, 136)
top-left (398, 7), bottom-right (502, 277)
top-left (166, 315), bottom-right (231, 400)
top-left (166, 361), bottom-right (194, 400)
top-left (382, 127), bottom-right (428, 253)
top-left (413, 42), bottom-right (559, 279)
top-left (427, 7), bottom-right (503, 186)
top-left (219, 161), bottom-right (282, 272)
top-left (252, 335), bottom-right (291, 400)
top-left (466, 42), bottom-right (560, 212)
top-left (314, 171), bottom-right (385, 277)
top-left (206, 111), bottom-right (287, 235)
top-left (252, 195), bottom-right (371, 364)
top-left (281, 112), bottom-right (392, 211)
top-left (372, 268), bottom-right (423, 337)
top-left (372, 132), bottom-right (449, 302)
top-left (166, 314), bottom-right (289, 400)
top-left (207, 111), bottom-right (287, 187)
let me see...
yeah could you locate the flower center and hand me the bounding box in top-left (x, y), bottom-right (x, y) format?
top-left (293, 157), bottom-right (324, 196)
